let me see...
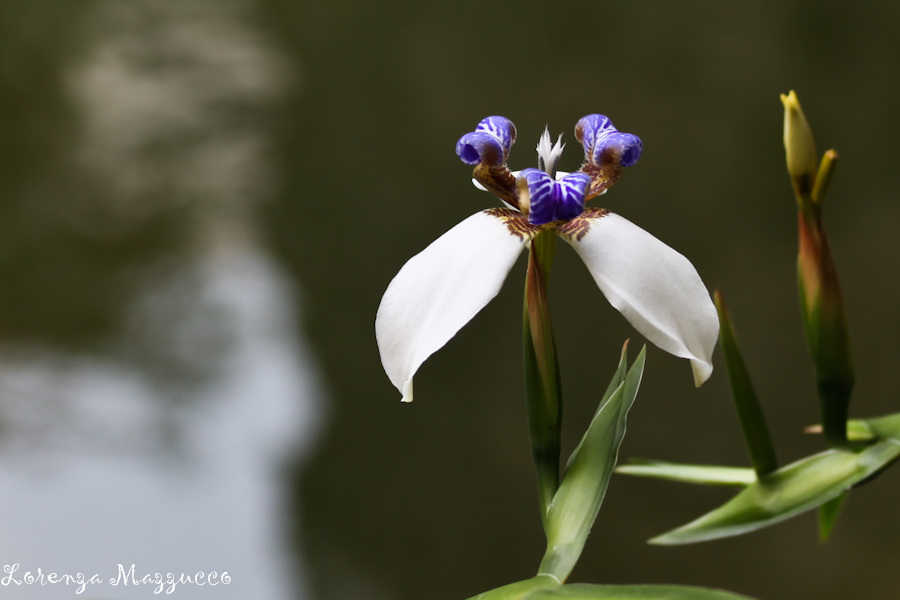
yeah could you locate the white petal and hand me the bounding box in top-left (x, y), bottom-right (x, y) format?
top-left (376, 210), bottom-right (531, 401)
top-left (562, 211), bottom-right (719, 385)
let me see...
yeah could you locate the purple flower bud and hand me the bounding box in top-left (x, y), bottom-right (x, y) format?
top-left (456, 116), bottom-right (517, 166)
top-left (519, 169), bottom-right (591, 225)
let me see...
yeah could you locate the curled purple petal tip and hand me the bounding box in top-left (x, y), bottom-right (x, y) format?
top-left (456, 116), bottom-right (517, 166)
top-left (618, 134), bottom-right (643, 167)
top-left (575, 114), bottom-right (642, 168)
top-left (456, 132), bottom-right (504, 165)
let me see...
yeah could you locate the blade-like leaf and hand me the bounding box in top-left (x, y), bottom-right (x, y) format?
top-left (467, 580), bottom-right (756, 600)
top-left (598, 342), bottom-right (630, 413)
top-left (565, 340), bottom-right (629, 473)
top-left (842, 420), bottom-right (873, 441)
top-left (616, 460), bottom-right (755, 487)
top-left (650, 439), bottom-right (900, 544)
top-left (527, 583), bottom-right (755, 600)
top-left (864, 412), bottom-right (900, 440)
top-left (539, 348), bottom-right (646, 582)
top-left (467, 576), bottom-right (560, 600)
top-left (807, 414), bottom-right (900, 488)
top-left (817, 491), bottom-right (847, 543)
top-left (714, 291), bottom-right (777, 476)
top-left (566, 340), bottom-right (630, 472)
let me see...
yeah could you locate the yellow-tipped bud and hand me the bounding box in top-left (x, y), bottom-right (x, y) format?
top-left (781, 90), bottom-right (819, 196)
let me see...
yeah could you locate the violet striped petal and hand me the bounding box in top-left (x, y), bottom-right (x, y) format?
top-left (519, 169), bottom-right (591, 226)
top-left (476, 116), bottom-right (517, 155)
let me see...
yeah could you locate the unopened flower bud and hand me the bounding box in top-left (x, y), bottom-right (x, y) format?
top-left (781, 91), bottom-right (818, 196)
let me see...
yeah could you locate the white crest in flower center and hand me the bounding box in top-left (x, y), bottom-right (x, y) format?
top-left (537, 127), bottom-right (565, 178)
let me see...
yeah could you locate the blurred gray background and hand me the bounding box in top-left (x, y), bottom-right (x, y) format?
top-left (2, 1), bottom-right (900, 599)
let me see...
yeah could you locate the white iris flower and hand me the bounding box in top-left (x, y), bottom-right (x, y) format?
top-left (376, 115), bottom-right (719, 402)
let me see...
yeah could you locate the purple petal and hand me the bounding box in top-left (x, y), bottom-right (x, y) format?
top-left (599, 133), bottom-right (642, 167)
top-left (520, 169), bottom-right (554, 224)
top-left (575, 114), bottom-right (617, 150)
top-left (520, 169), bottom-right (590, 226)
top-left (456, 116), bottom-right (517, 166)
top-left (475, 116), bottom-right (517, 155)
top-left (575, 114), bottom-right (642, 168)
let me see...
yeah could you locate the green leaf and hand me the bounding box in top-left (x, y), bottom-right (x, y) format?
top-left (466, 576), bottom-right (560, 600)
top-left (863, 412), bottom-right (900, 441)
top-left (845, 420), bottom-right (874, 441)
top-left (650, 439), bottom-right (900, 545)
top-left (616, 460), bottom-right (756, 487)
top-left (817, 491), bottom-right (847, 543)
top-left (526, 583), bottom-right (756, 599)
top-left (580, 341), bottom-right (629, 440)
top-left (714, 291), bottom-right (778, 476)
top-left (539, 347), bottom-right (646, 582)
top-left (467, 580), bottom-right (756, 600)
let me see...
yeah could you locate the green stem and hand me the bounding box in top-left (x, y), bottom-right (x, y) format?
top-left (523, 231), bottom-right (562, 527)
top-left (797, 198), bottom-right (854, 448)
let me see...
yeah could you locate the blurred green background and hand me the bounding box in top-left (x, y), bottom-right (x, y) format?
top-left (3, 1), bottom-right (900, 599)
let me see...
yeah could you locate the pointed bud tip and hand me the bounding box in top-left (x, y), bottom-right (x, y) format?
top-left (781, 90), bottom-right (818, 194)
top-left (779, 91), bottom-right (795, 109)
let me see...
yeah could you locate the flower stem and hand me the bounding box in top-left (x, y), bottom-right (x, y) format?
top-left (797, 193), bottom-right (854, 448)
top-left (523, 231), bottom-right (562, 527)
